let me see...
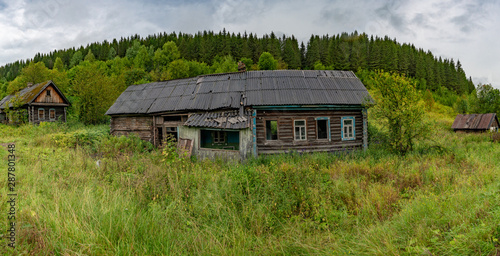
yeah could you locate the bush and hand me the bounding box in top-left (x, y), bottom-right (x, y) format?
top-left (99, 134), bottom-right (154, 157)
top-left (51, 126), bottom-right (109, 151)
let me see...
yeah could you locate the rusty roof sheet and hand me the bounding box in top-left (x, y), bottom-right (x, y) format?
top-left (184, 110), bottom-right (252, 129)
top-left (451, 113), bottom-right (499, 130)
top-left (0, 80), bottom-right (69, 109)
top-left (106, 70), bottom-right (373, 115)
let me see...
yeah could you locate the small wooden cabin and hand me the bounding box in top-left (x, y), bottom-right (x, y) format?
top-left (0, 81), bottom-right (70, 124)
top-left (106, 70), bottom-right (374, 160)
top-left (451, 113), bottom-right (499, 133)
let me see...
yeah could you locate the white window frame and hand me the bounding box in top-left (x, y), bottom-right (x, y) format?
top-left (49, 108), bottom-right (56, 121)
top-left (341, 117), bottom-right (355, 141)
top-left (38, 108), bottom-right (45, 121)
top-left (294, 119), bottom-right (307, 141)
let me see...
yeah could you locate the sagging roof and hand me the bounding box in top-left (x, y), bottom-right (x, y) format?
top-left (0, 80), bottom-right (70, 109)
top-left (451, 113), bottom-right (499, 130)
top-left (185, 110), bottom-right (252, 129)
top-left (106, 70), bottom-right (373, 115)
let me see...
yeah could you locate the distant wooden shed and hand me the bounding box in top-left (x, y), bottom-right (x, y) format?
top-left (451, 113), bottom-right (499, 133)
top-left (0, 81), bottom-right (70, 124)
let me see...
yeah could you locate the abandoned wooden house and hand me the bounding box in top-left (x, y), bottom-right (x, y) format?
top-left (451, 113), bottom-right (499, 133)
top-left (106, 70), bottom-right (373, 159)
top-left (0, 81), bottom-right (70, 124)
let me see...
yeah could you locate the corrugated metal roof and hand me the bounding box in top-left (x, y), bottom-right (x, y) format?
top-left (106, 70), bottom-right (373, 115)
top-left (452, 113), bottom-right (499, 130)
top-left (0, 80), bottom-right (70, 109)
top-left (185, 110), bottom-right (252, 129)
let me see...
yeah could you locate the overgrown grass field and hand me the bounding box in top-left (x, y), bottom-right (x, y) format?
top-left (1, 110), bottom-right (499, 255)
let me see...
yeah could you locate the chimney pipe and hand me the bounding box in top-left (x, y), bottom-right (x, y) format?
top-left (238, 61), bottom-right (246, 72)
top-left (27, 82), bottom-right (33, 87)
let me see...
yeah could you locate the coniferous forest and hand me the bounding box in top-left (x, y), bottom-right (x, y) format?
top-left (1, 31), bottom-right (500, 255)
top-left (0, 30), bottom-right (497, 124)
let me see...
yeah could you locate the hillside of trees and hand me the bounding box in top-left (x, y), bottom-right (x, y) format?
top-left (0, 30), bottom-right (497, 124)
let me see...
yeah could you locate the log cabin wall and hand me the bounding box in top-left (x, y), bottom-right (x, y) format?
top-left (32, 106), bottom-right (66, 124)
top-left (255, 110), bottom-right (364, 154)
top-left (110, 116), bottom-right (153, 142)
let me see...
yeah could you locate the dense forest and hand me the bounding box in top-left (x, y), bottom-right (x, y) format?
top-left (0, 30), bottom-right (498, 124)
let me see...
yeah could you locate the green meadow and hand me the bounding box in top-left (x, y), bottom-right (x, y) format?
top-left (0, 108), bottom-right (499, 255)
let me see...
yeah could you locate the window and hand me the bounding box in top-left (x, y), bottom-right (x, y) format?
top-left (213, 131), bottom-right (225, 143)
top-left (46, 90), bottom-right (51, 96)
top-left (266, 120), bottom-right (278, 140)
top-left (165, 126), bottom-right (178, 141)
top-left (164, 115), bottom-right (182, 122)
top-left (316, 117), bottom-right (330, 140)
top-left (341, 117), bottom-right (355, 140)
top-left (49, 109), bottom-right (56, 120)
top-left (38, 108), bottom-right (45, 120)
top-left (294, 120), bottom-right (306, 140)
top-left (201, 130), bottom-right (239, 150)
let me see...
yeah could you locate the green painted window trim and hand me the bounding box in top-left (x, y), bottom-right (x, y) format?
top-left (341, 116), bottom-right (355, 141)
top-left (315, 117), bottom-right (331, 141)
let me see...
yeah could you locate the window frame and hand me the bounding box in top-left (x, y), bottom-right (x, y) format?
top-left (38, 108), bottom-right (45, 121)
top-left (49, 108), bottom-right (56, 121)
top-left (341, 117), bottom-right (355, 141)
top-left (46, 89), bottom-right (51, 97)
top-left (265, 120), bottom-right (278, 141)
top-left (315, 117), bottom-right (331, 141)
top-left (294, 119), bottom-right (307, 141)
top-left (213, 130), bottom-right (226, 144)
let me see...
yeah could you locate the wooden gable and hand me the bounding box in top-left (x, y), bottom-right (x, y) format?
top-left (34, 85), bottom-right (66, 104)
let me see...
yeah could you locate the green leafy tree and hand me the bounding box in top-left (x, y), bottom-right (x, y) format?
top-left (313, 61), bottom-right (326, 70)
top-left (133, 45), bottom-right (153, 71)
top-left (4, 92), bottom-right (28, 125)
top-left (125, 40), bottom-right (142, 60)
top-left (474, 84), bottom-right (500, 114)
top-left (53, 57), bottom-right (65, 71)
top-left (370, 72), bottom-right (428, 154)
top-left (153, 41), bottom-right (181, 69)
top-left (6, 62), bottom-right (50, 94)
top-left (211, 55), bottom-right (237, 73)
top-left (167, 59), bottom-right (189, 79)
top-left (71, 61), bottom-right (126, 124)
top-left (258, 52), bottom-right (277, 70)
top-left (84, 50), bottom-right (96, 62)
top-left (187, 61), bottom-right (210, 77)
top-left (70, 51), bottom-right (83, 68)
top-left (239, 57), bottom-right (253, 71)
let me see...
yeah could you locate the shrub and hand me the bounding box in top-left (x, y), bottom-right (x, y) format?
top-left (99, 134), bottom-right (154, 157)
top-left (51, 126), bottom-right (109, 151)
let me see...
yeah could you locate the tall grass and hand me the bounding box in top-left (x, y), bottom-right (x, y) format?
top-left (0, 115), bottom-right (499, 255)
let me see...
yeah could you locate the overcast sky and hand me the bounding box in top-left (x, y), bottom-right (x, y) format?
top-left (1, 0), bottom-right (499, 89)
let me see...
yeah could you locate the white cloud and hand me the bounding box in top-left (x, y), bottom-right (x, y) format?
top-left (0, 0), bottom-right (499, 89)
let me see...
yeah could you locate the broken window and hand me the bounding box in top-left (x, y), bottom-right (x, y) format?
top-left (49, 109), bottom-right (56, 120)
top-left (316, 118), bottom-right (329, 139)
top-left (266, 120), bottom-right (278, 140)
top-left (165, 126), bottom-right (178, 142)
top-left (201, 130), bottom-right (239, 150)
top-left (38, 108), bottom-right (45, 120)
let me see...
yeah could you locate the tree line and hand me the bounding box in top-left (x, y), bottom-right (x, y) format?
top-left (1, 31), bottom-right (474, 92)
top-left (0, 30), bottom-right (497, 124)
